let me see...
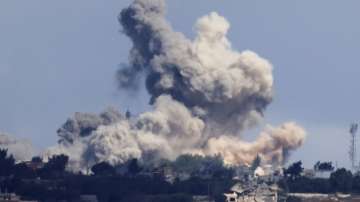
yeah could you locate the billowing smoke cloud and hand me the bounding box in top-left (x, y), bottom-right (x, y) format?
top-left (204, 122), bottom-right (306, 165)
top-left (56, 107), bottom-right (123, 145)
top-left (47, 0), bottom-right (306, 170)
top-left (0, 132), bottom-right (36, 161)
top-left (118, 2), bottom-right (273, 134)
top-left (44, 107), bottom-right (124, 170)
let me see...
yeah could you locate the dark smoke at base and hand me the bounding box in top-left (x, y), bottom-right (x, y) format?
top-left (45, 0), bottom-right (306, 171)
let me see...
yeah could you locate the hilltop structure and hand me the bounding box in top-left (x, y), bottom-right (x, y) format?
top-left (0, 193), bottom-right (37, 202)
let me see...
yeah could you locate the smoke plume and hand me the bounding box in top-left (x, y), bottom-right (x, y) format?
top-left (0, 132), bottom-right (36, 161)
top-left (47, 0), bottom-right (306, 170)
top-left (44, 107), bottom-right (124, 170)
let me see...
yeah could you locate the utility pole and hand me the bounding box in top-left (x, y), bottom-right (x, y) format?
top-left (349, 123), bottom-right (358, 171)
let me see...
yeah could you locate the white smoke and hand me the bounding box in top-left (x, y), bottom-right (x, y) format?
top-left (46, 0), bottom-right (306, 170)
top-left (0, 132), bottom-right (36, 161)
top-left (204, 122), bottom-right (306, 165)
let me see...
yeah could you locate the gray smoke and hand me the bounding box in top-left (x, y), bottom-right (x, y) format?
top-left (0, 132), bottom-right (36, 161)
top-left (118, 2), bottom-right (273, 134)
top-left (56, 107), bottom-right (123, 145)
top-left (44, 107), bottom-right (124, 170)
top-left (47, 0), bottom-right (306, 170)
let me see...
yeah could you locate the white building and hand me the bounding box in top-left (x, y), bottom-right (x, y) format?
top-left (224, 182), bottom-right (279, 202)
top-left (0, 193), bottom-right (37, 202)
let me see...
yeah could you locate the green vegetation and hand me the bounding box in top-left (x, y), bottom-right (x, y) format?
top-left (282, 161), bottom-right (359, 194)
top-left (3, 147), bottom-right (360, 201)
top-left (0, 149), bottom-right (234, 202)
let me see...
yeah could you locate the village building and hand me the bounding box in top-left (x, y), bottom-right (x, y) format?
top-left (24, 161), bottom-right (44, 171)
top-left (79, 195), bottom-right (98, 202)
top-left (0, 193), bottom-right (37, 202)
top-left (192, 195), bottom-right (215, 202)
top-left (224, 165), bottom-right (285, 202)
top-left (224, 182), bottom-right (281, 202)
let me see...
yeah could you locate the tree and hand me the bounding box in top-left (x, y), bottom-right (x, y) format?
top-left (0, 149), bottom-right (15, 176)
top-left (352, 174), bottom-right (360, 193)
top-left (91, 162), bottom-right (115, 176)
top-left (125, 110), bottom-right (131, 119)
top-left (40, 154), bottom-right (69, 178)
top-left (330, 168), bottom-right (353, 193)
top-left (128, 158), bottom-right (141, 176)
top-left (250, 155), bottom-right (261, 172)
top-left (14, 162), bottom-right (36, 179)
top-left (173, 155), bottom-right (203, 174)
top-left (31, 156), bottom-right (43, 163)
top-left (284, 161), bottom-right (303, 179)
top-left (45, 154), bottom-right (69, 172)
top-left (314, 161), bottom-right (334, 172)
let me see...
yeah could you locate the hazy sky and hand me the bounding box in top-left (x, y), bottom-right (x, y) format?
top-left (1, 0), bottom-right (360, 168)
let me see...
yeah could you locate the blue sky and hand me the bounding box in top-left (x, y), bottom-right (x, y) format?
top-left (1, 0), bottom-right (360, 168)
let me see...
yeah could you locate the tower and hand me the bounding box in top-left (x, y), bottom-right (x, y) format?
top-left (349, 123), bottom-right (358, 170)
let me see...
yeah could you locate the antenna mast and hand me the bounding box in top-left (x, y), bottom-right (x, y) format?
top-left (349, 123), bottom-right (358, 171)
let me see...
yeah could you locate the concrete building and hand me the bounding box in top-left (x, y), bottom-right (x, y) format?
top-left (192, 195), bottom-right (215, 202)
top-left (224, 182), bottom-right (280, 202)
top-left (24, 161), bottom-right (44, 171)
top-left (79, 195), bottom-right (98, 202)
top-left (0, 193), bottom-right (37, 202)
